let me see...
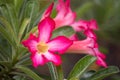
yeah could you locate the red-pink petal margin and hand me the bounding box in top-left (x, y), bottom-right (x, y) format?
top-left (22, 34), bottom-right (38, 54)
top-left (31, 53), bottom-right (46, 68)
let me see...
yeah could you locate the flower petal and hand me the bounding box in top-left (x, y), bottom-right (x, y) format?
top-left (84, 29), bottom-right (97, 40)
top-left (54, 0), bottom-right (76, 29)
top-left (71, 20), bottom-right (88, 31)
top-left (38, 17), bottom-right (55, 42)
top-left (71, 19), bottom-right (98, 32)
top-left (48, 36), bottom-right (73, 54)
top-left (67, 37), bottom-right (95, 53)
top-left (22, 34), bottom-right (38, 53)
top-left (67, 37), bottom-right (107, 67)
top-left (96, 57), bottom-right (107, 68)
top-left (31, 52), bottom-right (46, 68)
top-left (41, 3), bottom-right (54, 20)
top-left (89, 19), bottom-right (98, 30)
top-left (43, 51), bottom-right (62, 66)
top-left (69, 34), bottom-right (79, 41)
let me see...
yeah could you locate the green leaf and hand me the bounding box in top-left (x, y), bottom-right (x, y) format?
top-left (16, 54), bottom-right (31, 66)
top-left (0, 45), bottom-right (9, 60)
top-left (56, 66), bottom-right (64, 80)
top-left (0, 16), bottom-right (17, 43)
top-left (87, 66), bottom-right (120, 80)
top-left (0, 61), bottom-right (12, 70)
top-left (6, 4), bottom-right (18, 36)
top-left (25, 1), bottom-right (36, 33)
top-left (67, 55), bottom-right (96, 80)
top-left (47, 62), bottom-right (58, 80)
top-left (0, 26), bottom-right (16, 48)
top-left (52, 26), bottom-right (75, 39)
top-left (16, 66), bottom-right (44, 80)
top-left (18, 18), bottom-right (30, 42)
top-left (23, 26), bottom-right (37, 40)
top-left (0, 0), bottom-right (13, 5)
top-left (14, 0), bottom-right (24, 14)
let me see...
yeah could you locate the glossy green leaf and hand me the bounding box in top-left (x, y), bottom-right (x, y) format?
top-left (87, 66), bottom-right (120, 80)
top-left (16, 66), bottom-right (44, 80)
top-left (52, 26), bottom-right (75, 39)
top-left (67, 55), bottom-right (96, 80)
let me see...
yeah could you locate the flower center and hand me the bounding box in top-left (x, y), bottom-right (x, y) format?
top-left (37, 42), bottom-right (49, 53)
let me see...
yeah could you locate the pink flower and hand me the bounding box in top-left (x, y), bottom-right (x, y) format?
top-left (54, 0), bottom-right (76, 29)
top-left (67, 37), bottom-right (107, 67)
top-left (22, 17), bottom-right (73, 67)
top-left (67, 25), bottom-right (107, 67)
top-left (40, 0), bottom-right (107, 67)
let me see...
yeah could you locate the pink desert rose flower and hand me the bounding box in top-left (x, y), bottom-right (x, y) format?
top-left (41, 0), bottom-right (107, 67)
top-left (22, 17), bottom-right (73, 67)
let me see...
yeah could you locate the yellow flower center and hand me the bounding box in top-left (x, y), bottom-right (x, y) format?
top-left (37, 42), bottom-right (49, 53)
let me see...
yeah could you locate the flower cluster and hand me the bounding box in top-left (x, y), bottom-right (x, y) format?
top-left (22, 0), bottom-right (107, 68)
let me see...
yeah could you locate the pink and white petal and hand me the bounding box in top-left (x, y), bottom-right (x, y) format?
top-left (41, 3), bottom-right (54, 20)
top-left (56, 0), bottom-right (66, 15)
top-left (54, 0), bottom-right (76, 29)
top-left (54, 11), bottom-right (76, 29)
top-left (31, 53), bottom-right (46, 68)
top-left (38, 17), bottom-right (55, 42)
top-left (22, 34), bottom-right (38, 53)
top-left (71, 20), bottom-right (88, 32)
top-left (43, 51), bottom-right (62, 66)
top-left (63, 12), bottom-right (76, 25)
top-left (67, 37), bottom-right (95, 53)
top-left (48, 36), bottom-right (73, 54)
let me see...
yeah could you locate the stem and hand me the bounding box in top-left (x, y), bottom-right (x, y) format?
top-left (47, 62), bottom-right (58, 80)
top-left (56, 66), bottom-right (64, 80)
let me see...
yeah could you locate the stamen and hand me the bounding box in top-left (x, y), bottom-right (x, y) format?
top-left (37, 42), bottom-right (49, 53)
